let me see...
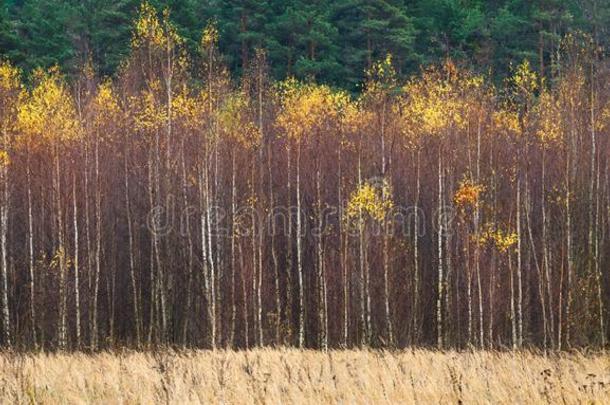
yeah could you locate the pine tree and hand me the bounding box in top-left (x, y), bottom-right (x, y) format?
top-left (217, 0), bottom-right (270, 76)
top-left (489, 1), bottom-right (537, 77)
top-left (74, 0), bottom-right (139, 76)
top-left (412, 0), bottom-right (486, 64)
top-left (0, 2), bottom-right (19, 62)
top-left (333, 0), bottom-right (417, 89)
top-left (11, 0), bottom-right (75, 72)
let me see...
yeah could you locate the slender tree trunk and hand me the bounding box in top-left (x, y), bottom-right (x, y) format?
top-left (268, 143), bottom-right (281, 345)
top-left (255, 149), bottom-right (264, 347)
top-left (72, 169), bottom-right (81, 348)
top-left (213, 106), bottom-right (222, 348)
top-left (564, 144), bottom-right (573, 349)
top-left (0, 148), bottom-right (10, 348)
top-left (239, 242), bottom-right (248, 348)
top-left (489, 249), bottom-right (496, 348)
top-left (411, 149), bottom-right (421, 345)
top-left (382, 216), bottom-right (393, 346)
top-left (204, 36), bottom-right (216, 349)
top-left (54, 147), bottom-right (67, 350)
top-left (91, 135), bottom-right (101, 350)
top-left (443, 175), bottom-right (453, 347)
top-left (152, 129), bottom-right (167, 343)
top-left (180, 170), bottom-right (194, 346)
top-left (250, 163), bottom-right (258, 347)
top-left (256, 195), bottom-right (264, 347)
top-left (364, 231), bottom-right (371, 346)
top-left (296, 141), bottom-right (304, 348)
top-left (199, 161), bottom-right (212, 348)
top-left (256, 55), bottom-right (266, 347)
top-left (525, 175), bottom-right (547, 350)
top-left (509, 251), bottom-right (517, 350)
top-left (125, 145), bottom-right (141, 347)
top-left (147, 153), bottom-right (156, 345)
top-left (441, 168), bottom-right (452, 345)
top-left (84, 141), bottom-right (93, 349)
top-left (26, 149), bottom-right (37, 348)
top-left (594, 154), bottom-right (604, 347)
top-left (338, 147), bottom-right (348, 347)
top-left (488, 157), bottom-right (498, 348)
top-left (517, 177), bottom-right (523, 348)
top-left (357, 142), bottom-right (368, 347)
top-left (315, 166), bottom-right (327, 350)
top-left (475, 120), bottom-right (483, 348)
top-left (107, 240), bottom-right (116, 346)
top-left (380, 98), bottom-right (393, 346)
top-left (437, 147), bottom-right (444, 349)
top-left (358, 159), bottom-right (365, 347)
top-left (589, 83), bottom-right (605, 347)
top-left (558, 253), bottom-right (564, 350)
top-left (285, 144), bottom-right (293, 345)
top-left (179, 142), bottom-right (193, 347)
top-left (466, 230), bottom-right (473, 347)
top-left (541, 149), bottom-right (555, 348)
top-left (229, 152), bottom-right (237, 346)
top-left (207, 157), bottom-right (217, 349)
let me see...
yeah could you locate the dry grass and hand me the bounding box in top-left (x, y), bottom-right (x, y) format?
top-left (0, 349), bottom-right (608, 404)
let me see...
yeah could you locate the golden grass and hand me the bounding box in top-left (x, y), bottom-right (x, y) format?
top-left (0, 349), bottom-right (608, 404)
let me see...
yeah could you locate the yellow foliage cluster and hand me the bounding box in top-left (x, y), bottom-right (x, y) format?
top-left (364, 53), bottom-right (397, 98)
top-left (89, 81), bottom-right (128, 144)
top-left (478, 225), bottom-right (518, 253)
top-left (96, 82), bottom-right (120, 113)
top-left (454, 179), bottom-right (484, 208)
top-left (0, 150), bottom-right (9, 167)
top-left (510, 60), bottom-right (538, 98)
top-left (367, 54), bottom-right (395, 80)
top-left (131, 2), bottom-right (182, 50)
top-left (172, 89), bottom-right (199, 128)
top-left (133, 80), bottom-right (167, 132)
top-left (492, 107), bottom-right (520, 135)
top-left (17, 67), bottom-right (80, 144)
top-left (201, 20), bottom-right (219, 49)
top-left (91, 81), bottom-right (122, 129)
top-left (346, 180), bottom-right (394, 224)
top-left (534, 90), bottom-right (562, 145)
top-left (218, 92), bottom-right (261, 148)
top-left (400, 61), bottom-right (485, 137)
top-left (0, 62), bottom-right (20, 90)
top-left (598, 102), bottom-right (610, 132)
top-left (0, 61), bottom-right (23, 135)
top-left (50, 246), bottom-right (72, 271)
top-left (340, 99), bottom-right (372, 138)
top-left (276, 79), bottom-right (351, 141)
top-left (493, 60), bottom-right (539, 137)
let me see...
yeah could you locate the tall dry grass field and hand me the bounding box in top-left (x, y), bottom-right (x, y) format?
top-left (0, 349), bottom-right (608, 404)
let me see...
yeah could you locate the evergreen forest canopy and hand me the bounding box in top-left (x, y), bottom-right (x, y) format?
top-left (1, 0), bottom-right (610, 89)
top-left (0, 1), bottom-right (608, 351)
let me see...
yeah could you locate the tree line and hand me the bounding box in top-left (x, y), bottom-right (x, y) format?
top-left (1, 0), bottom-right (609, 90)
top-left (0, 2), bottom-right (608, 351)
